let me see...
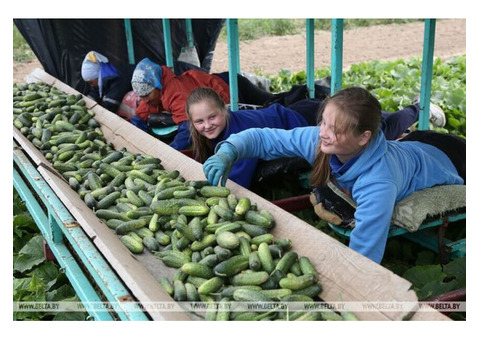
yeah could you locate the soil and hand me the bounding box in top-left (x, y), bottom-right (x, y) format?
top-left (13, 19), bottom-right (466, 83)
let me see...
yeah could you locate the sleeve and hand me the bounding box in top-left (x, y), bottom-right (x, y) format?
top-left (223, 126), bottom-right (320, 165)
top-left (102, 78), bottom-right (131, 113)
top-left (169, 121), bottom-right (192, 150)
top-left (135, 99), bottom-right (158, 121)
top-left (348, 181), bottom-right (398, 263)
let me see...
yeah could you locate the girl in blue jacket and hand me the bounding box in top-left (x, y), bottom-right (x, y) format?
top-left (202, 87), bottom-right (465, 263)
top-left (186, 87), bottom-right (311, 188)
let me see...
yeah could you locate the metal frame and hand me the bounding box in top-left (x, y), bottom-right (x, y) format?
top-left (13, 141), bottom-right (149, 321)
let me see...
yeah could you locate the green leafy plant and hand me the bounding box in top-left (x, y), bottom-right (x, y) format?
top-left (13, 189), bottom-right (87, 321)
top-left (266, 55), bottom-right (466, 137)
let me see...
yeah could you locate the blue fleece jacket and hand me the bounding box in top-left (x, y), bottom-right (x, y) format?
top-left (210, 103), bottom-right (308, 188)
top-left (222, 126), bottom-right (464, 263)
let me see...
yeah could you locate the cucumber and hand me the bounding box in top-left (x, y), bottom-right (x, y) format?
top-left (150, 199), bottom-right (180, 215)
top-left (212, 204), bottom-right (234, 220)
top-left (293, 283), bottom-right (323, 298)
top-left (245, 210), bottom-right (273, 228)
top-left (158, 277), bottom-right (174, 296)
top-left (260, 288), bottom-right (292, 300)
top-left (115, 219), bottom-right (148, 235)
top-left (180, 262), bottom-right (215, 279)
top-left (120, 234), bottom-right (144, 254)
top-left (190, 234), bottom-right (217, 252)
top-left (231, 271), bottom-right (269, 286)
top-left (213, 245), bottom-right (232, 262)
top-left (298, 256), bottom-right (318, 280)
top-left (216, 231), bottom-right (240, 250)
top-left (257, 242), bottom-right (274, 274)
top-left (279, 274), bottom-right (317, 290)
top-left (238, 236), bottom-right (252, 256)
top-left (199, 186), bottom-right (230, 198)
top-left (90, 185), bottom-right (114, 199)
top-left (250, 233), bottom-right (274, 245)
top-left (213, 255), bottom-right (249, 277)
top-left (185, 282), bottom-right (200, 302)
top-left (178, 205), bottom-right (210, 216)
top-left (248, 251), bottom-right (262, 271)
top-left (220, 285), bottom-right (262, 299)
top-left (241, 223), bottom-right (268, 237)
top-left (235, 197), bottom-right (251, 215)
top-left (173, 280), bottom-right (187, 301)
top-left (275, 251), bottom-right (298, 274)
top-left (95, 209), bottom-right (129, 221)
top-left (129, 169), bottom-right (157, 185)
top-left (96, 191), bottom-right (121, 210)
top-left (142, 236), bottom-right (160, 252)
top-left (126, 189), bottom-right (145, 207)
top-left (197, 277), bottom-right (224, 295)
top-left (154, 230), bottom-right (171, 246)
top-left (232, 289), bottom-right (270, 302)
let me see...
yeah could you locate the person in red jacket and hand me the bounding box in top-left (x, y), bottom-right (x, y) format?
top-left (131, 58), bottom-right (231, 150)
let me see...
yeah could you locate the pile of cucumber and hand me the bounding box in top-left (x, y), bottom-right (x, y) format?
top-left (13, 82), bottom-right (355, 321)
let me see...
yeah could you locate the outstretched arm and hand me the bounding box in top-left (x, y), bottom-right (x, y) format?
top-left (203, 126), bottom-right (320, 186)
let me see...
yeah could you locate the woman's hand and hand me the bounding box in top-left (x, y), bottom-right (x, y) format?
top-left (203, 143), bottom-right (238, 186)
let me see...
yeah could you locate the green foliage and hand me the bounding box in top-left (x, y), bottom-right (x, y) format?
top-left (266, 55), bottom-right (466, 137)
top-left (13, 23), bottom-right (35, 63)
top-left (13, 188), bottom-right (87, 321)
top-left (219, 19), bottom-right (422, 42)
top-left (402, 257), bottom-right (465, 301)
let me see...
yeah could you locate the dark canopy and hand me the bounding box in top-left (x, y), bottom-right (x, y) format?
top-left (14, 19), bottom-right (225, 91)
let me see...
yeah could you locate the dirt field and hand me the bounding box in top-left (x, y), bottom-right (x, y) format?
top-left (13, 19), bottom-right (466, 83)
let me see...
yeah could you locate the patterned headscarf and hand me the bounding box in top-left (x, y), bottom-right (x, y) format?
top-left (131, 58), bottom-right (163, 97)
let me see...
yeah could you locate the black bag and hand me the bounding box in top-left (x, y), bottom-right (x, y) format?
top-left (147, 112), bottom-right (176, 128)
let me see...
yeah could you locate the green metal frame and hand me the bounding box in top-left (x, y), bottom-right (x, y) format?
top-left (418, 19), bottom-right (436, 130)
top-left (162, 19), bottom-right (174, 72)
top-left (227, 19), bottom-right (240, 111)
top-left (330, 19), bottom-right (344, 95)
top-left (124, 19), bottom-right (135, 65)
top-left (306, 19), bottom-right (315, 99)
top-left (13, 142), bottom-right (149, 321)
top-left (328, 212), bottom-right (466, 260)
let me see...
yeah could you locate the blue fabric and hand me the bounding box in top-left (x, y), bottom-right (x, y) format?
top-left (211, 103), bottom-right (309, 188)
top-left (169, 121), bottom-right (192, 150)
top-left (380, 104), bottom-right (419, 140)
top-left (132, 58), bottom-right (163, 90)
top-left (98, 62), bottom-right (118, 97)
top-left (221, 126), bottom-right (464, 263)
top-left (203, 143), bottom-right (238, 186)
top-left (130, 116), bottom-right (149, 132)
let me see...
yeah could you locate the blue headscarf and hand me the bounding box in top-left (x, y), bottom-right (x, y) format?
top-left (81, 51), bottom-right (118, 97)
top-left (131, 58), bottom-right (163, 97)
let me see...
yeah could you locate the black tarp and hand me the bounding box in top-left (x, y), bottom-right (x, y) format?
top-left (14, 19), bottom-right (225, 91)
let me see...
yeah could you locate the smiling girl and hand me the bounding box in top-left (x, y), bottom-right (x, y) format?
top-left (186, 87), bottom-right (313, 187)
top-left (202, 87), bottom-right (465, 263)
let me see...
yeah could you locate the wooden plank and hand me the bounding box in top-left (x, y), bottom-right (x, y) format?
top-left (17, 68), bottom-right (447, 321)
top-left (37, 165), bottom-right (193, 321)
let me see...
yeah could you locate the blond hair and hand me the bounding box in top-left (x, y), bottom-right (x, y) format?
top-left (186, 87), bottom-right (230, 162)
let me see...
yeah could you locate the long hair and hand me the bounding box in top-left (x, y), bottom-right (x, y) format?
top-left (186, 87), bottom-right (230, 162)
top-left (310, 87), bottom-right (382, 187)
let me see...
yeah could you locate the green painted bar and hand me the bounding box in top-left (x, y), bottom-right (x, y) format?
top-left (418, 19), bottom-right (436, 131)
top-left (306, 19), bottom-right (315, 99)
top-left (227, 19), bottom-right (239, 110)
top-left (13, 143), bottom-right (149, 321)
top-left (162, 19), bottom-right (174, 71)
top-left (124, 19), bottom-right (135, 65)
top-left (331, 19), bottom-right (344, 95)
top-left (185, 19), bottom-right (194, 47)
